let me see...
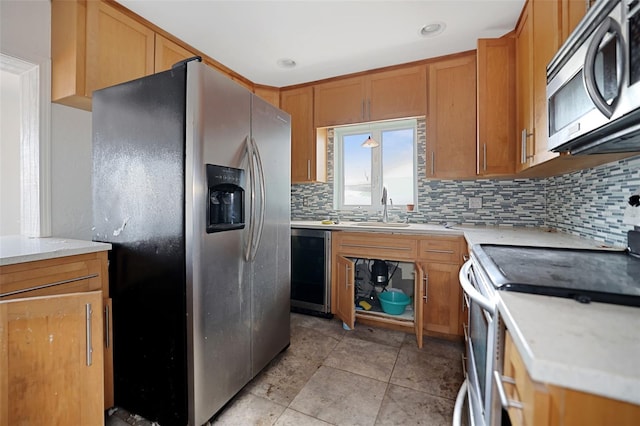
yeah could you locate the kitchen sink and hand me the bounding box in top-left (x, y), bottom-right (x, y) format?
top-left (354, 222), bottom-right (410, 228)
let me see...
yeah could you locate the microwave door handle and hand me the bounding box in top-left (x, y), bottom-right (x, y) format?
top-left (583, 17), bottom-right (625, 119)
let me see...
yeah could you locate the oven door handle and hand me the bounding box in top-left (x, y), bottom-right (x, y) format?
top-left (459, 260), bottom-right (495, 314)
top-left (452, 379), bottom-right (468, 426)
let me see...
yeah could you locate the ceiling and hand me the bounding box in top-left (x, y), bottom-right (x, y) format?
top-left (117, 0), bottom-right (526, 88)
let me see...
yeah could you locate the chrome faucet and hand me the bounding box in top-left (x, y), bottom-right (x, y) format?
top-left (381, 186), bottom-right (389, 223)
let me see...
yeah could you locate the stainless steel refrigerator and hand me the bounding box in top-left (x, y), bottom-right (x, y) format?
top-left (92, 59), bottom-right (291, 426)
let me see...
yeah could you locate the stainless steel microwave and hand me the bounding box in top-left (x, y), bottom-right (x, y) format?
top-left (547, 0), bottom-right (640, 155)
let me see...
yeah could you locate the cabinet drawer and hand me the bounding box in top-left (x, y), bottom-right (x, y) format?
top-left (334, 232), bottom-right (417, 261)
top-left (417, 237), bottom-right (461, 263)
top-left (0, 254), bottom-right (103, 300)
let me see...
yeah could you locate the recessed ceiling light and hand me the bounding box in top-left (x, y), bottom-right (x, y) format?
top-left (419, 22), bottom-right (446, 38)
top-left (277, 58), bottom-right (297, 69)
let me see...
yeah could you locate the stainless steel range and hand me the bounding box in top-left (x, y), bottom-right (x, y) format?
top-left (454, 242), bottom-right (640, 426)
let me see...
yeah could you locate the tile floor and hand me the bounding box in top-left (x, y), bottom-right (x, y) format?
top-left (106, 312), bottom-right (464, 426)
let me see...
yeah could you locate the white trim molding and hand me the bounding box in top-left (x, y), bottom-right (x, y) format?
top-left (1, 53), bottom-right (52, 237)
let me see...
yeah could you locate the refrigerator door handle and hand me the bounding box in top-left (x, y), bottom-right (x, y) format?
top-left (249, 136), bottom-right (266, 261)
top-left (244, 136), bottom-right (256, 262)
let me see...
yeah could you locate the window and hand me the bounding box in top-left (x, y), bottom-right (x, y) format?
top-left (334, 119), bottom-right (417, 210)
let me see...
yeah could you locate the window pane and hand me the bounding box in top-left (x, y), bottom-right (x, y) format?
top-left (382, 128), bottom-right (414, 205)
top-left (343, 133), bottom-right (372, 205)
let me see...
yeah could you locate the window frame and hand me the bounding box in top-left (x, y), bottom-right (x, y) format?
top-left (333, 118), bottom-right (418, 211)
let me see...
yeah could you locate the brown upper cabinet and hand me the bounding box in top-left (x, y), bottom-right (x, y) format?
top-left (512, 0), bottom-right (632, 177)
top-left (254, 86), bottom-right (281, 108)
top-left (281, 86), bottom-right (326, 183)
top-left (314, 65), bottom-right (427, 128)
top-left (52, 0), bottom-right (255, 111)
top-left (477, 37), bottom-right (516, 176)
top-left (515, 0), bottom-right (536, 173)
top-left (560, 0), bottom-right (588, 44)
top-left (427, 53), bottom-right (477, 179)
top-left (155, 34), bottom-right (197, 72)
top-left (52, 0), bottom-right (155, 110)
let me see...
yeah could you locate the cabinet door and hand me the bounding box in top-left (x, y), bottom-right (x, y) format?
top-left (86, 1), bottom-right (155, 96)
top-left (427, 54), bottom-right (477, 178)
top-left (531, 0), bottom-right (560, 166)
top-left (515, 1), bottom-right (534, 172)
top-left (368, 65), bottom-right (427, 121)
top-left (560, 0), bottom-right (588, 45)
top-left (254, 86), bottom-right (280, 108)
top-left (154, 34), bottom-right (196, 72)
top-left (0, 291), bottom-right (104, 425)
top-left (477, 37), bottom-right (516, 176)
top-left (103, 297), bottom-right (114, 409)
top-left (414, 262), bottom-right (424, 348)
top-left (421, 262), bottom-right (462, 336)
top-left (334, 256), bottom-right (355, 330)
top-left (281, 86), bottom-right (319, 183)
top-left (314, 76), bottom-right (366, 127)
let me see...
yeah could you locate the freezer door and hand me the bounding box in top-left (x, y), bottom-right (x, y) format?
top-left (185, 62), bottom-right (252, 425)
top-left (249, 95), bottom-right (291, 375)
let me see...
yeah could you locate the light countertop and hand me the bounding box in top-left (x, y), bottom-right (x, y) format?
top-left (291, 220), bottom-right (617, 250)
top-left (0, 235), bottom-right (111, 266)
top-left (498, 292), bottom-right (640, 405)
top-left (291, 220), bottom-right (637, 404)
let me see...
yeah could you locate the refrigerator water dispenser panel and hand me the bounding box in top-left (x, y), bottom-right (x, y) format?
top-left (206, 164), bottom-right (245, 233)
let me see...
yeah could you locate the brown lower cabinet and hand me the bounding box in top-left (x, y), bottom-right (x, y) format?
top-left (0, 251), bottom-right (112, 423)
top-left (0, 291), bottom-right (104, 425)
top-left (502, 330), bottom-right (640, 426)
top-left (331, 231), bottom-right (464, 347)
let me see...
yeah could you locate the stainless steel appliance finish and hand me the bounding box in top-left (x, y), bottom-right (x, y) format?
top-left (290, 228), bottom-right (332, 316)
top-left (547, 0), bottom-right (640, 154)
top-left (92, 59), bottom-right (291, 426)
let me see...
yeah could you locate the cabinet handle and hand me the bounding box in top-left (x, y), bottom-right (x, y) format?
top-left (422, 249), bottom-right (454, 254)
top-left (431, 152), bottom-right (435, 175)
top-left (462, 323), bottom-right (469, 342)
top-left (104, 304), bottom-right (110, 349)
top-left (342, 243), bottom-right (411, 251)
top-left (86, 303), bottom-right (93, 366)
top-left (307, 159), bottom-right (311, 180)
top-left (422, 272), bottom-right (428, 302)
top-left (483, 143), bottom-right (487, 172)
top-left (0, 273), bottom-right (99, 298)
top-left (520, 129), bottom-right (534, 164)
top-left (345, 266), bottom-right (351, 289)
top-left (493, 371), bottom-right (524, 410)
top-left (361, 100), bottom-right (365, 121)
top-left (463, 254), bottom-right (469, 261)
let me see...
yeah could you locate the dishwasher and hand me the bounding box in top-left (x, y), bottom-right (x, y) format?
top-left (291, 228), bottom-right (332, 317)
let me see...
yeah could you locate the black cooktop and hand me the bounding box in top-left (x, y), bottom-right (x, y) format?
top-left (472, 244), bottom-right (640, 307)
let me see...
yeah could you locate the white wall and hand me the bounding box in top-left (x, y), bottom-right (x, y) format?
top-left (0, 71), bottom-right (21, 235)
top-left (50, 104), bottom-right (93, 238)
top-left (1, 0), bottom-right (94, 240)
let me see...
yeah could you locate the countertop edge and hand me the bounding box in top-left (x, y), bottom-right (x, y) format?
top-left (497, 293), bottom-right (640, 406)
top-left (0, 236), bottom-right (112, 266)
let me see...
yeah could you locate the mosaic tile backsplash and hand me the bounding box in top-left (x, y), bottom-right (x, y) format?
top-left (546, 155), bottom-right (640, 246)
top-left (291, 118), bottom-right (640, 247)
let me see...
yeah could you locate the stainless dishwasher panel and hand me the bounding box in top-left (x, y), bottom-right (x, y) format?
top-left (291, 228), bottom-right (332, 316)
